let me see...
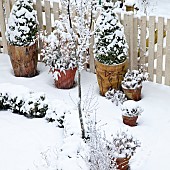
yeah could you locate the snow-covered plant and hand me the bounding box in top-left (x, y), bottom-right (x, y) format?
top-left (0, 92), bottom-right (10, 110)
top-left (20, 92), bottom-right (48, 118)
top-left (46, 109), bottom-right (65, 128)
top-left (105, 89), bottom-right (127, 106)
top-left (95, 0), bottom-right (128, 65)
top-left (6, 0), bottom-right (38, 46)
top-left (121, 67), bottom-right (149, 89)
top-left (10, 96), bottom-right (25, 113)
top-left (85, 115), bottom-right (116, 170)
top-left (121, 100), bottom-right (143, 117)
top-left (41, 20), bottom-right (77, 80)
top-left (110, 131), bottom-right (141, 158)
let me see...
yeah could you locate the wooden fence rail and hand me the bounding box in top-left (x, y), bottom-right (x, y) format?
top-left (0, 0), bottom-right (170, 86)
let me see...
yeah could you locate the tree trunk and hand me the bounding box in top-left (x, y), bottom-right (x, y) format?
top-left (77, 69), bottom-right (85, 139)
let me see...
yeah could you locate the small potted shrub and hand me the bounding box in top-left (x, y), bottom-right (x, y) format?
top-left (41, 20), bottom-right (77, 89)
top-left (121, 100), bottom-right (143, 126)
top-left (121, 67), bottom-right (149, 101)
top-left (6, 0), bottom-right (38, 77)
top-left (105, 88), bottom-right (127, 106)
top-left (110, 131), bottom-right (141, 170)
top-left (95, 0), bottom-right (128, 96)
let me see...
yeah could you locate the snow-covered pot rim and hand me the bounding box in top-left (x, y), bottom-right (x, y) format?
top-left (95, 58), bottom-right (128, 67)
top-left (7, 38), bottom-right (38, 47)
top-left (121, 84), bottom-right (142, 90)
top-left (121, 100), bottom-right (143, 117)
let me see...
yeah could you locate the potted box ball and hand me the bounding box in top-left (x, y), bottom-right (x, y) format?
top-left (121, 100), bottom-right (143, 126)
top-left (41, 20), bottom-right (77, 89)
top-left (6, 0), bottom-right (38, 77)
top-left (121, 68), bottom-right (149, 101)
top-left (112, 131), bottom-right (141, 170)
top-left (95, 0), bottom-right (128, 96)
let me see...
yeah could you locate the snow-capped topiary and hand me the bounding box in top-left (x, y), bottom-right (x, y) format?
top-left (41, 20), bottom-right (77, 80)
top-left (6, 0), bottom-right (38, 46)
top-left (121, 100), bottom-right (143, 117)
top-left (95, 0), bottom-right (128, 65)
top-left (105, 88), bottom-right (127, 106)
top-left (121, 67), bottom-right (149, 89)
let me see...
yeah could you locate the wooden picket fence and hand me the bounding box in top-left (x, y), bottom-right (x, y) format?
top-left (0, 0), bottom-right (170, 86)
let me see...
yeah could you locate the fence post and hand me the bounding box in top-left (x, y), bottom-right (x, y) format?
top-left (0, 0), bottom-right (8, 54)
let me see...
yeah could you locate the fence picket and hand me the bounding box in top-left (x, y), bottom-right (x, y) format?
top-left (165, 19), bottom-right (170, 85)
top-left (0, 0), bottom-right (8, 53)
top-left (139, 16), bottom-right (147, 67)
top-left (132, 17), bottom-right (138, 70)
top-left (53, 2), bottom-right (60, 21)
top-left (148, 16), bottom-right (155, 81)
top-left (156, 17), bottom-right (164, 84)
top-left (89, 22), bottom-right (95, 73)
top-left (123, 14), bottom-right (131, 69)
top-left (44, 1), bottom-right (52, 34)
top-left (4, 0), bottom-right (11, 19)
top-left (36, 0), bottom-right (43, 30)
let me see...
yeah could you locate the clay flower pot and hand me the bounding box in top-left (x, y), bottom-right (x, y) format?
top-left (54, 67), bottom-right (77, 89)
top-left (115, 157), bottom-right (131, 170)
top-left (122, 86), bottom-right (142, 101)
top-left (122, 115), bottom-right (138, 126)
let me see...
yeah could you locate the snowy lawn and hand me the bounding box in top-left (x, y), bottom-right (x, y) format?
top-left (1, 53), bottom-right (170, 170)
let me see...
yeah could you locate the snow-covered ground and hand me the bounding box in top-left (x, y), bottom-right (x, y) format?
top-left (1, 50), bottom-right (170, 170)
top-left (1, 0), bottom-right (170, 169)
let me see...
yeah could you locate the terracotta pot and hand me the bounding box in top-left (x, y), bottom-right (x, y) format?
top-left (114, 157), bottom-right (130, 170)
top-left (8, 42), bottom-right (38, 77)
top-left (122, 115), bottom-right (138, 126)
top-left (54, 67), bottom-right (77, 89)
top-left (122, 86), bottom-right (142, 101)
top-left (95, 59), bottom-right (127, 96)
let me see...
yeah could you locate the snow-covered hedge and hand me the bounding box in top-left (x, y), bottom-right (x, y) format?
top-left (6, 0), bottom-right (38, 46)
top-left (0, 91), bottom-right (48, 118)
top-left (95, 0), bottom-right (128, 65)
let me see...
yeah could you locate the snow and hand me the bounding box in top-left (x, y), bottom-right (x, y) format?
top-left (1, 0), bottom-right (170, 169)
top-left (1, 47), bottom-right (170, 169)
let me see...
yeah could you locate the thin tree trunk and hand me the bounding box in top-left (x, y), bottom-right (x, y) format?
top-left (77, 69), bottom-right (85, 139)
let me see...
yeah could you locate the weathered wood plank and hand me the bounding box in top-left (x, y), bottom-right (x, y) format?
top-left (44, 0), bottom-right (52, 34)
top-left (156, 17), bottom-right (164, 84)
top-left (165, 19), bottom-right (170, 85)
top-left (89, 22), bottom-right (95, 73)
top-left (148, 16), bottom-right (155, 81)
top-left (36, 0), bottom-right (43, 30)
top-left (139, 16), bottom-right (147, 66)
top-left (0, 0), bottom-right (8, 53)
top-left (132, 17), bottom-right (138, 70)
top-left (53, 2), bottom-right (60, 21)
